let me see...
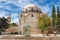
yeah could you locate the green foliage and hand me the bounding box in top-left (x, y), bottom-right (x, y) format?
top-left (52, 5), bottom-right (56, 27)
top-left (10, 23), bottom-right (18, 26)
top-left (0, 17), bottom-right (9, 34)
top-left (56, 6), bottom-right (60, 32)
top-left (57, 6), bottom-right (60, 18)
top-left (38, 14), bottom-right (51, 34)
top-left (57, 6), bottom-right (60, 25)
top-left (52, 5), bottom-right (60, 33)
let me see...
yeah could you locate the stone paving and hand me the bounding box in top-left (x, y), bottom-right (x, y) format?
top-left (0, 34), bottom-right (60, 40)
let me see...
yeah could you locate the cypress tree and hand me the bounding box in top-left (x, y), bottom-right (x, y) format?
top-left (52, 5), bottom-right (56, 30)
top-left (57, 6), bottom-right (60, 18)
top-left (57, 6), bottom-right (60, 31)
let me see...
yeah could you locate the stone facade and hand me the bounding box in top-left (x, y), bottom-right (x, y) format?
top-left (19, 4), bottom-right (44, 34)
top-left (5, 26), bottom-right (18, 34)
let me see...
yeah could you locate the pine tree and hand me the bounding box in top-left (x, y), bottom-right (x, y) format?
top-left (52, 5), bottom-right (56, 30)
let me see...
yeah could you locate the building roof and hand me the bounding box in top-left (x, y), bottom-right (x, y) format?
top-left (24, 4), bottom-right (37, 8)
top-left (22, 4), bottom-right (42, 13)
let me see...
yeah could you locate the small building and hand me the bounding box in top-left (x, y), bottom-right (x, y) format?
top-left (7, 13), bottom-right (11, 25)
top-left (19, 4), bottom-right (44, 34)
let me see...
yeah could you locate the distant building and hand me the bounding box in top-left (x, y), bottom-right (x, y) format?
top-left (5, 14), bottom-right (18, 34)
top-left (19, 4), bottom-right (44, 34)
top-left (7, 13), bottom-right (11, 25)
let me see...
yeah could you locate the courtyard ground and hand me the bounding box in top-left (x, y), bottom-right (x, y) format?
top-left (0, 34), bottom-right (60, 40)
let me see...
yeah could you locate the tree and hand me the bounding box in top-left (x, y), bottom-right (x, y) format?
top-left (38, 14), bottom-right (51, 35)
top-left (57, 6), bottom-right (60, 18)
top-left (0, 17), bottom-right (9, 34)
top-left (10, 23), bottom-right (18, 26)
top-left (57, 6), bottom-right (60, 32)
top-left (52, 5), bottom-right (57, 31)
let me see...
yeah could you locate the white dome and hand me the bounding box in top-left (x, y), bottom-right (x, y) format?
top-left (24, 4), bottom-right (37, 8)
top-left (22, 4), bottom-right (42, 13)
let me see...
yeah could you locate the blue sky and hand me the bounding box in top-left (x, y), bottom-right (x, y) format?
top-left (0, 0), bottom-right (60, 24)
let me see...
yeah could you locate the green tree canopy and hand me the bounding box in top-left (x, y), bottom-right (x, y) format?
top-left (57, 6), bottom-right (60, 18)
top-left (38, 14), bottom-right (51, 34)
top-left (56, 6), bottom-right (60, 32)
top-left (10, 23), bottom-right (18, 26)
top-left (0, 17), bottom-right (9, 34)
top-left (52, 5), bottom-right (56, 27)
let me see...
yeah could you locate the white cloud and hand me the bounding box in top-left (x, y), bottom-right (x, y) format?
top-left (0, 11), bottom-right (8, 18)
top-left (17, 0), bottom-right (31, 8)
top-left (0, 0), bottom-right (7, 2)
top-left (39, 0), bottom-right (47, 3)
top-left (0, 5), bottom-right (3, 8)
top-left (11, 13), bottom-right (19, 24)
top-left (42, 5), bottom-right (50, 13)
top-left (0, 0), bottom-right (33, 8)
top-left (5, 6), bottom-right (12, 10)
top-left (11, 13), bottom-right (18, 18)
top-left (0, 0), bottom-right (20, 24)
top-left (0, 0), bottom-right (60, 24)
top-left (11, 17), bottom-right (19, 24)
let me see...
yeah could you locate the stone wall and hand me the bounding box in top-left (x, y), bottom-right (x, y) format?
top-left (19, 12), bottom-right (41, 34)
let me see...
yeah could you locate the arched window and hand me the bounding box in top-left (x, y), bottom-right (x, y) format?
top-left (31, 14), bottom-right (34, 17)
top-left (28, 8), bottom-right (30, 11)
top-left (21, 15), bottom-right (22, 17)
top-left (33, 8), bottom-right (37, 12)
top-left (31, 8), bottom-right (33, 12)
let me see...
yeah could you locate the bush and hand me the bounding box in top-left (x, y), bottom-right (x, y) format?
top-left (10, 23), bottom-right (18, 26)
